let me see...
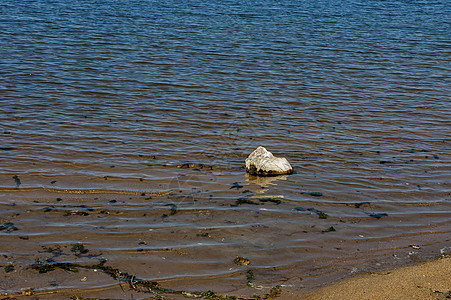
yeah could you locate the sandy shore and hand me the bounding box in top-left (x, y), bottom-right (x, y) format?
top-left (281, 256), bottom-right (451, 300)
top-left (3, 257), bottom-right (450, 299)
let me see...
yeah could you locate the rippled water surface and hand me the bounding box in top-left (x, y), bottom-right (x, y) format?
top-left (1, 0), bottom-right (450, 297)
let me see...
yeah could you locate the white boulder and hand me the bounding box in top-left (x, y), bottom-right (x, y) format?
top-left (245, 146), bottom-right (293, 176)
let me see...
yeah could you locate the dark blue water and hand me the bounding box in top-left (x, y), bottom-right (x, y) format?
top-left (1, 0), bottom-right (450, 297)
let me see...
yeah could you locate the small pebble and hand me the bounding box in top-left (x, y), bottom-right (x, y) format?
top-left (410, 244), bottom-right (421, 250)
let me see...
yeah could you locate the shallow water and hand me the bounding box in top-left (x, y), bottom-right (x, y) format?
top-left (1, 0), bottom-right (450, 297)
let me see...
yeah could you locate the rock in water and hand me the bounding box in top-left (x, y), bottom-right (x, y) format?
top-left (245, 146), bottom-right (293, 176)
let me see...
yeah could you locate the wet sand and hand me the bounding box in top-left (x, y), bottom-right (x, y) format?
top-left (2, 256), bottom-right (449, 299)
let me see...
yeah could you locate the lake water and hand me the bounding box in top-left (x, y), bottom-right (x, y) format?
top-left (1, 0), bottom-right (450, 297)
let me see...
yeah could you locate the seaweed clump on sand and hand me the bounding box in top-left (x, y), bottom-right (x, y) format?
top-left (0, 222), bottom-right (18, 232)
top-left (234, 256), bottom-right (251, 266)
top-left (307, 207), bottom-right (328, 219)
top-left (4, 264), bottom-right (15, 273)
top-left (322, 226), bottom-right (336, 233)
top-left (32, 259), bottom-right (79, 273)
top-left (70, 243), bottom-right (89, 255)
top-left (246, 270), bottom-right (255, 287)
top-left (29, 256), bottom-right (284, 300)
top-left (232, 197), bottom-right (282, 207)
top-left (232, 198), bottom-right (259, 206)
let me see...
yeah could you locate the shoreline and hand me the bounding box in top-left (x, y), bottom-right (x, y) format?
top-left (3, 256), bottom-right (449, 299)
top-left (289, 255), bottom-right (451, 300)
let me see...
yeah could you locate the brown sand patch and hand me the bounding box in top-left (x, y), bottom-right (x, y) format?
top-left (298, 256), bottom-right (451, 300)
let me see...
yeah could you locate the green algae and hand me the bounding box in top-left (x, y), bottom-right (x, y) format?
top-left (232, 198), bottom-right (259, 206)
top-left (28, 245), bottom-right (282, 300)
top-left (0, 222), bottom-right (18, 232)
top-left (232, 197), bottom-right (282, 206)
top-left (246, 270), bottom-right (255, 287)
top-left (4, 264), bottom-right (14, 273)
top-left (30, 258), bottom-right (283, 299)
top-left (262, 286), bottom-right (282, 299)
top-left (71, 243), bottom-right (89, 255)
top-left (307, 207), bottom-right (328, 219)
top-left (258, 198), bottom-right (282, 205)
top-left (322, 226), bottom-right (336, 233)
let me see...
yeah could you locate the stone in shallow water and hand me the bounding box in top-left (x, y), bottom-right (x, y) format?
top-left (245, 146), bottom-right (293, 176)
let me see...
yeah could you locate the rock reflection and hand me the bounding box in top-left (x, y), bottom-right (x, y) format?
top-left (245, 173), bottom-right (289, 188)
